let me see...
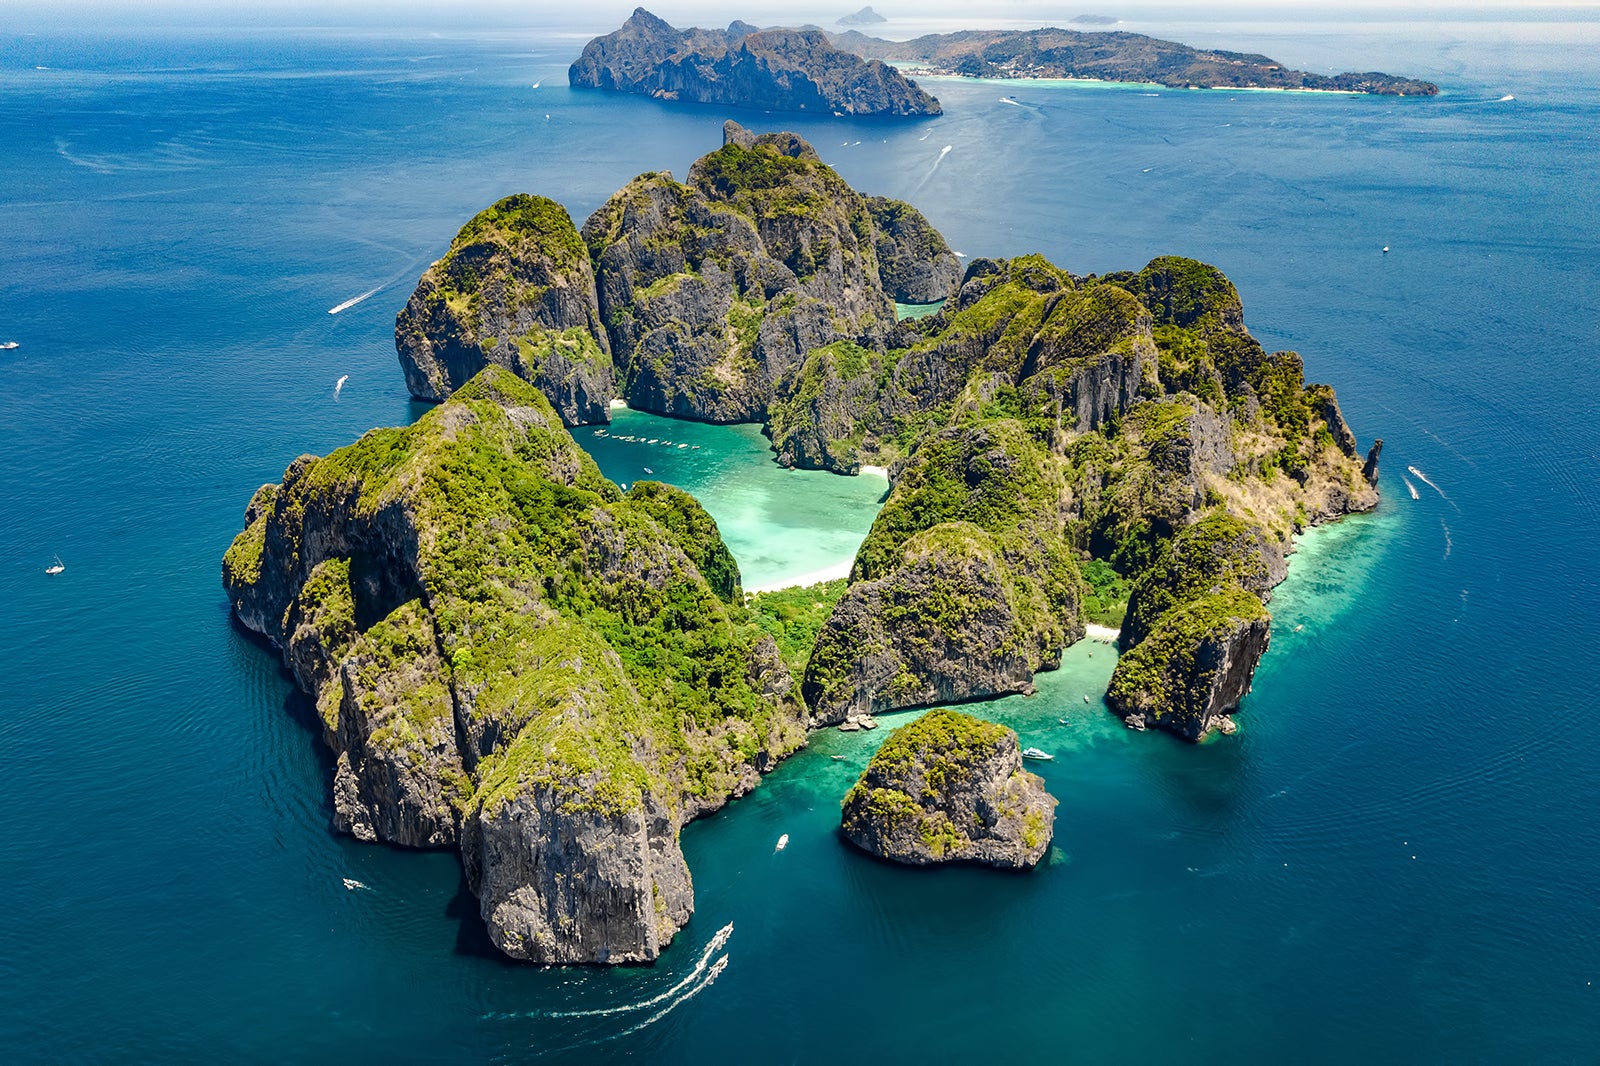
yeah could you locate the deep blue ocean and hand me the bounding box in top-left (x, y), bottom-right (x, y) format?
top-left (2, 7), bottom-right (1598, 1061)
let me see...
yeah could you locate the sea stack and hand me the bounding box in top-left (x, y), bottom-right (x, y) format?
top-left (840, 709), bottom-right (1056, 868)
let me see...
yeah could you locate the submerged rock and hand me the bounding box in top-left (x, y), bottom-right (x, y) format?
top-left (840, 709), bottom-right (1056, 868)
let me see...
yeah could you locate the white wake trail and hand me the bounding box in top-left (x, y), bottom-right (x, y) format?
top-left (485, 922), bottom-right (732, 1021)
top-left (612, 955), bottom-right (729, 1039)
top-left (328, 286), bottom-right (382, 315)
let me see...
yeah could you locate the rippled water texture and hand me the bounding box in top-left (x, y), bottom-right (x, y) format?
top-left (0, 10), bottom-right (1596, 1061)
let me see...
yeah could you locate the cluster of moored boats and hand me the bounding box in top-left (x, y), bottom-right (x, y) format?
top-left (592, 429), bottom-right (701, 450)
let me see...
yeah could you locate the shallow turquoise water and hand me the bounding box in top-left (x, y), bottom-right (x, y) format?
top-left (1, 12), bottom-right (1597, 1062)
top-left (575, 410), bottom-right (887, 590)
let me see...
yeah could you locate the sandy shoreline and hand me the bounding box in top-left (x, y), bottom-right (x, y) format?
top-left (1084, 623), bottom-right (1121, 642)
top-left (746, 560), bottom-right (853, 594)
top-left (859, 464), bottom-right (890, 478)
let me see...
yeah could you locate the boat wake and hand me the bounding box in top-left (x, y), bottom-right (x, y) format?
top-left (486, 922), bottom-right (733, 1021)
top-left (610, 955), bottom-right (728, 1040)
top-left (1440, 517), bottom-right (1453, 560)
top-left (341, 878), bottom-right (369, 891)
top-left (1406, 464), bottom-right (1456, 506)
top-left (328, 286), bottom-right (382, 315)
top-left (1402, 475), bottom-right (1420, 500)
top-left (334, 374), bottom-right (348, 398)
top-left (908, 145), bottom-right (953, 196)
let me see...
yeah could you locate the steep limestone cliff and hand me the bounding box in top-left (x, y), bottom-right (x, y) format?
top-left (395, 195), bottom-right (612, 423)
top-left (804, 420), bottom-right (1083, 723)
top-left (223, 366), bottom-right (804, 963)
top-left (840, 709), bottom-right (1056, 868)
top-left (1105, 588), bottom-right (1272, 740)
top-left (570, 9), bottom-right (941, 116)
top-left (788, 249), bottom-right (1377, 740)
top-left (581, 122), bottom-right (957, 424)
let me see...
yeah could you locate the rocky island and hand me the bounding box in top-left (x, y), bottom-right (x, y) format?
top-left (224, 368), bottom-right (804, 963)
top-left (841, 709), bottom-right (1056, 868)
top-left (833, 27), bottom-right (1439, 95)
top-left (228, 121), bottom-right (1379, 963)
top-left (570, 8), bottom-right (942, 117)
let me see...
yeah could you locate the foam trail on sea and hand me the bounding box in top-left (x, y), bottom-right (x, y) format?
top-left (1402, 475), bottom-right (1420, 500)
top-left (908, 145), bottom-right (953, 197)
top-left (334, 374), bottom-right (348, 398)
top-left (1440, 518), bottom-right (1453, 560)
top-left (1406, 465), bottom-right (1453, 506)
top-left (484, 922), bottom-right (732, 1020)
top-left (610, 955), bottom-right (729, 1039)
top-left (328, 286), bottom-right (382, 315)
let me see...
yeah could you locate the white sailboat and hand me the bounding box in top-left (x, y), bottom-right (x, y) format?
top-left (45, 555), bottom-right (64, 575)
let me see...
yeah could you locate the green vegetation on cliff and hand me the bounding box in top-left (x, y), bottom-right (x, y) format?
top-left (749, 579), bottom-right (849, 674)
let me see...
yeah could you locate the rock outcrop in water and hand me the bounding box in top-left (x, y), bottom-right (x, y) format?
top-left (840, 709), bottom-right (1055, 868)
top-left (223, 367), bottom-right (804, 963)
top-left (570, 8), bottom-right (941, 117)
top-left (395, 195), bottom-right (612, 423)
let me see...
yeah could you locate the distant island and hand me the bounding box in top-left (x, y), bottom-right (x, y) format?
top-left (832, 26), bottom-right (1439, 95)
top-left (838, 5), bottom-right (887, 26)
top-left (570, 8), bottom-right (941, 117)
top-left (227, 120), bottom-right (1381, 965)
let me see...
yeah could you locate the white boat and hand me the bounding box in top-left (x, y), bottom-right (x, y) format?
top-left (45, 555), bottom-right (64, 575)
top-left (342, 877), bottom-right (368, 891)
top-left (1021, 747), bottom-right (1053, 761)
top-left (1083, 694), bottom-right (1090, 704)
top-left (642, 467), bottom-right (653, 474)
top-left (0, 341), bottom-right (18, 350)
top-left (774, 834), bottom-right (789, 852)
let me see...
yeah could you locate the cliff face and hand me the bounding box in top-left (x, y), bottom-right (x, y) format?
top-left (803, 421), bottom-right (1083, 723)
top-left (581, 121), bottom-right (957, 424)
top-left (1105, 588), bottom-right (1272, 740)
top-left (222, 367), bottom-right (804, 963)
top-left (785, 250), bottom-right (1377, 741)
top-left (840, 709), bottom-right (1056, 868)
top-left (395, 195), bottom-right (612, 424)
top-left (571, 9), bottom-right (942, 116)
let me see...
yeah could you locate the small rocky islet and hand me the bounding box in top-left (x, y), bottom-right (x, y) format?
top-left (225, 121), bottom-right (1379, 963)
top-left (841, 709), bottom-right (1056, 869)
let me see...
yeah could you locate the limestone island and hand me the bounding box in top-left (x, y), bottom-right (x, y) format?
top-left (833, 26), bottom-right (1439, 95)
top-left (570, 8), bottom-right (941, 116)
top-left (841, 709), bottom-right (1056, 868)
top-left (225, 120), bottom-right (1380, 963)
top-left (837, 6), bottom-right (887, 27)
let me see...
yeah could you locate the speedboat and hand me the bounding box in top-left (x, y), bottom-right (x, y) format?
top-left (1020, 747), bottom-right (1053, 761)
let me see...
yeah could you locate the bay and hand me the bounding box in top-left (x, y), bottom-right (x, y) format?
top-left (0, 9), bottom-right (1596, 1061)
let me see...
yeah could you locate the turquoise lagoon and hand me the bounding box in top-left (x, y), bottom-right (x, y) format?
top-left (1, 9), bottom-right (1597, 1061)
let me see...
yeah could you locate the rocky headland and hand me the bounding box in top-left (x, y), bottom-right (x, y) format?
top-left (833, 27), bottom-right (1439, 95)
top-left (223, 367), bottom-right (805, 964)
top-left (232, 121), bottom-right (1380, 963)
top-left (570, 8), bottom-right (941, 117)
top-left (840, 709), bottom-right (1056, 868)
